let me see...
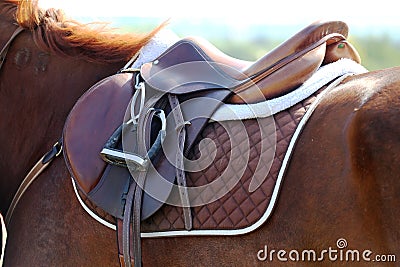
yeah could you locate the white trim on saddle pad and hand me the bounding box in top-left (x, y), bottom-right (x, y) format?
top-left (211, 58), bottom-right (368, 122)
top-left (0, 213), bottom-right (6, 267)
top-left (71, 71), bottom-right (361, 237)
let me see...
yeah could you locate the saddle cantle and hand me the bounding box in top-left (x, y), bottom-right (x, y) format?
top-left (63, 20), bottom-right (361, 266)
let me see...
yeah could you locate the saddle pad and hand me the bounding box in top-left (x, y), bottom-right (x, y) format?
top-left (73, 87), bottom-right (325, 235)
top-left (140, 93), bottom-right (320, 233)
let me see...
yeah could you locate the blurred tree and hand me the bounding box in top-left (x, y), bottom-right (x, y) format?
top-left (119, 20), bottom-right (400, 71)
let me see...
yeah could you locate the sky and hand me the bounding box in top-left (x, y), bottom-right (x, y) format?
top-left (38, 0), bottom-right (399, 27)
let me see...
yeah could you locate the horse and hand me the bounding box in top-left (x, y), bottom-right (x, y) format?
top-left (0, 0), bottom-right (164, 213)
top-left (1, 1), bottom-right (399, 266)
top-left (0, 0), bottom-right (162, 265)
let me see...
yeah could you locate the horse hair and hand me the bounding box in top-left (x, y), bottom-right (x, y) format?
top-left (3, 0), bottom-right (164, 63)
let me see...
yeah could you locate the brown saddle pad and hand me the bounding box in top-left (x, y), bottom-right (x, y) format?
top-left (63, 20), bottom-right (361, 226)
top-left (71, 86), bottom-right (325, 232)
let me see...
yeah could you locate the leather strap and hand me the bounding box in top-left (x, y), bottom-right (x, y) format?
top-left (116, 168), bottom-right (143, 267)
top-left (132, 172), bottom-right (146, 267)
top-left (168, 94), bottom-right (192, 230)
top-left (129, 107), bottom-right (161, 267)
top-left (0, 26), bottom-right (24, 72)
top-left (119, 107), bottom-right (160, 267)
top-left (5, 141), bottom-right (62, 225)
top-left (122, 181), bottom-right (136, 267)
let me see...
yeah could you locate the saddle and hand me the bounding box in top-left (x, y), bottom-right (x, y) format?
top-left (63, 21), bottom-right (360, 266)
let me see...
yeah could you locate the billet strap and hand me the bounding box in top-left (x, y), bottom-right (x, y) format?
top-left (168, 94), bottom-right (192, 230)
top-left (132, 172), bottom-right (146, 267)
top-left (117, 219), bottom-right (133, 267)
top-left (122, 182), bottom-right (136, 267)
top-left (0, 26), bottom-right (24, 72)
top-left (5, 141), bottom-right (62, 225)
top-left (0, 213), bottom-right (6, 267)
top-left (116, 173), bottom-right (144, 267)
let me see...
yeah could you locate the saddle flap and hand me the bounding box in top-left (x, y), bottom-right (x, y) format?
top-left (63, 73), bottom-right (174, 220)
top-left (63, 73), bottom-right (134, 193)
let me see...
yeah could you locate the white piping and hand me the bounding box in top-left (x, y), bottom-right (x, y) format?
top-left (71, 178), bottom-right (116, 231)
top-left (211, 59), bottom-right (367, 121)
top-left (0, 213), bottom-right (6, 267)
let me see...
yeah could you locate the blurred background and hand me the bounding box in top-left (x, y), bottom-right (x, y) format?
top-left (40, 0), bottom-right (400, 71)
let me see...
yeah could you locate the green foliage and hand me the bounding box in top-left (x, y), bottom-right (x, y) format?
top-left (350, 35), bottom-right (400, 70)
top-left (208, 35), bottom-right (400, 71)
top-left (208, 36), bottom-right (281, 61)
top-left (118, 20), bottom-right (400, 71)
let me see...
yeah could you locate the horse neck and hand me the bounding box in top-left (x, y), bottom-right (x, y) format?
top-left (0, 28), bottom-right (124, 214)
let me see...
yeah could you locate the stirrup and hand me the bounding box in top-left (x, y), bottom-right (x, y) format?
top-left (100, 109), bottom-right (166, 170)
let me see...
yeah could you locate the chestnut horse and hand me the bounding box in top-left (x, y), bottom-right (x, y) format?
top-left (1, 1), bottom-right (399, 266)
top-left (0, 0), bottom-right (161, 265)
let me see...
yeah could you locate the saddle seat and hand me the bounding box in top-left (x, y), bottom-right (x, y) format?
top-left (141, 20), bottom-right (360, 103)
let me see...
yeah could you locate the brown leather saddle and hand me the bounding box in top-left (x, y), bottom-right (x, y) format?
top-left (63, 21), bottom-right (360, 266)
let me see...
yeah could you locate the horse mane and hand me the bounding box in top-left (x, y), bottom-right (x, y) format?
top-left (3, 0), bottom-right (164, 63)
